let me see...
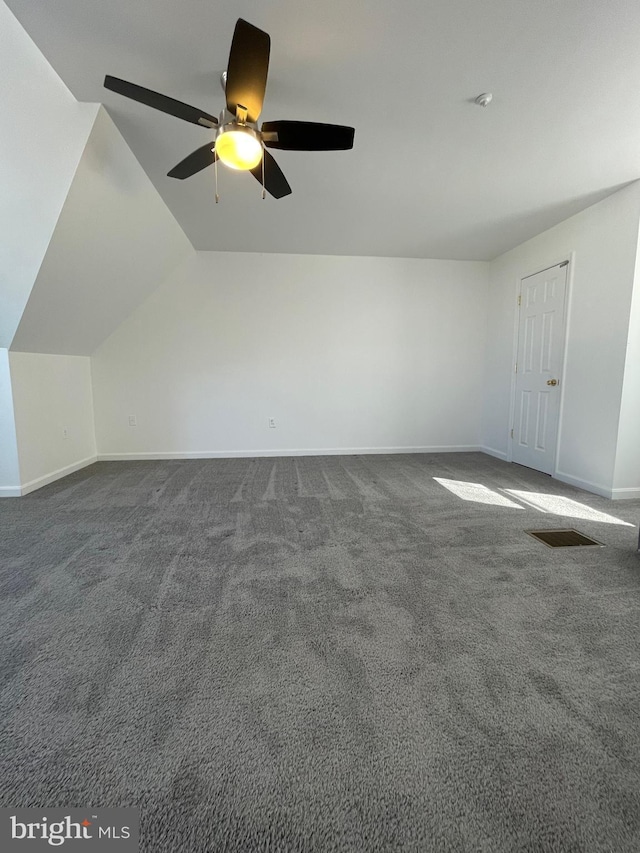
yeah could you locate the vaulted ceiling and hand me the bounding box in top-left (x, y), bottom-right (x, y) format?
top-left (7, 0), bottom-right (640, 260)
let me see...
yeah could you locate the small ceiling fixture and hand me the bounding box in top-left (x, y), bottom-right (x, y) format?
top-left (475, 93), bottom-right (493, 107)
top-left (103, 19), bottom-right (355, 200)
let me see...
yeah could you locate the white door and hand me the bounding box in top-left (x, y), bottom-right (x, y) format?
top-left (512, 262), bottom-right (568, 474)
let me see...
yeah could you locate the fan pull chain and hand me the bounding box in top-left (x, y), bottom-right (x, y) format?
top-left (214, 155), bottom-right (220, 204)
top-left (261, 149), bottom-right (266, 200)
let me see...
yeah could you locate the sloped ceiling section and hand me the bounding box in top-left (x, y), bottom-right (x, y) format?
top-left (0, 0), bottom-right (96, 349)
top-left (11, 106), bottom-right (193, 356)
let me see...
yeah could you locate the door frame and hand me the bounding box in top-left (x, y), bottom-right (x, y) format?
top-left (506, 252), bottom-right (575, 476)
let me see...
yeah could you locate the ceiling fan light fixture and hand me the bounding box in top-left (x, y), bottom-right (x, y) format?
top-left (215, 124), bottom-right (263, 171)
top-left (104, 18), bottom-right (353, 197)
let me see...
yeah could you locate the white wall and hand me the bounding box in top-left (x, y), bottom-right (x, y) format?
top-left (613, 224), bottom-right (640, 496)
top-left (92, 252), bottom-right (489, 458)
top-left (12, 106), bottom-right (192, 355)
top-left (0, 349), bottom-right (21, 495)
top-left (9, 352), bottom-right (96, 493)
top-left (0, 0), bottom-right (97, 349)
top-left (483, 180), bottom-right (640, 498)
top-left (2, 98), bottom-right (193, 496)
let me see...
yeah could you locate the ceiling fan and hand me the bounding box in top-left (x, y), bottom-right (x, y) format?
top-left (104, 18), bottom-right (355, 199)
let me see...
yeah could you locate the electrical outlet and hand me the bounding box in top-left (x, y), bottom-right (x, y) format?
top-left (128, 415), bottom-right (137, 427)
top-left (268, 417), bottom-right (276, 428)
top-left (62, 428), bottom-right (68, 440)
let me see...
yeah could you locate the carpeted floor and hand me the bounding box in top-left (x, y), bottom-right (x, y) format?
top-left (1, 453), bottom-right (639, 851)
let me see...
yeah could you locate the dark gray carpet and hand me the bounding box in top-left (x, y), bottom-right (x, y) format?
top-left (1, 453), bottom-right (640, 852)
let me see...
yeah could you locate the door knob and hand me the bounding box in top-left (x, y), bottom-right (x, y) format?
top-left (547, 378), bottom-right (558, 386)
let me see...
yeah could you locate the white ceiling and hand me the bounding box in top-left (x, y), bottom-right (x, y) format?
top-left (7, 0), bottom-right (640, 260)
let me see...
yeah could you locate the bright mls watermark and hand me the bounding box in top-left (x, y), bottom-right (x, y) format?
top-left (1, 809), bottom-right (139, 850)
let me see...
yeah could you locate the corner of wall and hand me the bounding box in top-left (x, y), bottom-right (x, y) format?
top-left (0, 348), bottom-right (22, 495)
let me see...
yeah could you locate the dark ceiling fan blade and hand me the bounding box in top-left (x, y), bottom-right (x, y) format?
top-left (167, 142), bottom-right (217, 179)
top-left (225, 19), bottom-right (270, 123)
top-left (104, 76), bottom-right (218, 127)
top-left (261, 120), bottom-right (355, 150)
top-left (250, 149), bottom-right (291, 199)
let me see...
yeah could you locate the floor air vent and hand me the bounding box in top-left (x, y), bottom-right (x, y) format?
top-left (526, 528), bottom-right (604, 548)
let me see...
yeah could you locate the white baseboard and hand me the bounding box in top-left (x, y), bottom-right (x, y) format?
top-left (554, 469), bottom-right (613, 499)
top-left (480, 446), bottom-right (508, 461)
top-left (19, 455), bottom-right (98, 496)
top-left (609, 486), bottom-right (640, 501)
top-left (0, 486), bottom-right (22, 498)
top-left (97, 445), bottom-right (482, 462)
top-left (555, 472), bottom-right (640, 500)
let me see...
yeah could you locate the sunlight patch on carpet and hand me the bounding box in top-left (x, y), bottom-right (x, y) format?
top-left (433, 478), bottom-right (524, 508)
top-left (505, 491), bottom-right (633, 526)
